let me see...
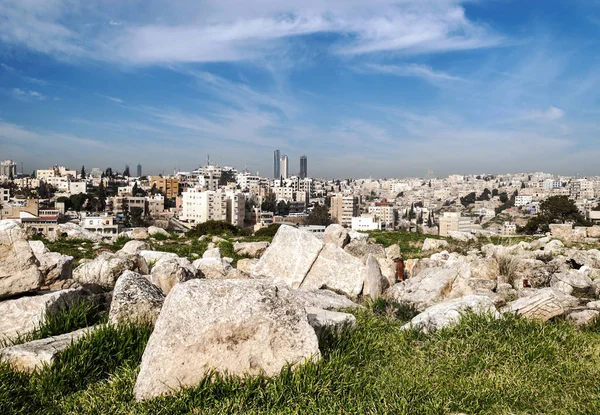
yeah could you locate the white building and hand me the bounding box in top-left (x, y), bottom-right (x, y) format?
top-left (0, 188), bottom-right (9, 203)
top-left (438, 212), bottom-right (471, 237)
top-left (515, 195), bottom-right (533, 207)
top-left (280, 155), bottom-right (289, 179)
top-left (180, 189), bottom-right (245, 226)
top-left (0, 160), bottom-right (17, 178)
top-left (69, 181), bottom-right (87, 195)
top-left (368, 202), bottom-right (396, 229)
top-left (81, 213), bottom-right (119, 236)
top-left (351, 214), bottom-right (383, 232)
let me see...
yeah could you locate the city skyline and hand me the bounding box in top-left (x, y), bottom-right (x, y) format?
top-left (1, 1), bottom-right (599, 177)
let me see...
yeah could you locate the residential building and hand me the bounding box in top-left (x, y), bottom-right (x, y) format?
top-left (20, 210), bottom-right (59, 237)
top-left (253, 208), bottom-right (274, 231)
top-left (280, 154), bottom-right (289, 179)
top-left (368, 201), bottom-right (396, 229)
top-left (147, 194), bottom-right (165, 218)
top-left (107, 196), bottom-right (147, 216)
top-left (351, 214), bottom-right (383, 231)
top-left (438, 212), bottom-right (471, 237)
top-left (273, 150), bottom-right (280, 179)
top-left (81, 213), bottom-right (119, 236)
top-left (515, 195), bottom-right (533, 207)
top-left (0, 160), bottom-right (17, 178)
top-left (502, 222), bottom-right (517, 235)
top-left (69, 181), bottom-right (87, 195)
top-left (0, 188), bottom-right (9, 203)
top-left (150, 176), bottom-right (180, 199)
top-left (225, 191), bottom-right (245, 227)
top-left (180, 188), bottom-right (245, 225)
top-left (330, 194), bottom-right (359, 227)
top-left (299, 155), bottom-right (307, 179)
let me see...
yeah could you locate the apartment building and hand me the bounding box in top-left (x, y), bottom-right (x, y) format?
top-left (330, 194), bottom-right (359, 228)
top-left (180, 189), bottom-right (245, 226)
top-left (438, 212), bottom-right (471, 237)
top-left (351, 214), bottom-right (383, 231)
top-left (81, 213), bottom-right (119, 236)
top-left (368, 201), bottom-right (396, 229)
top-left (149, 176), bottom-right (180, 199)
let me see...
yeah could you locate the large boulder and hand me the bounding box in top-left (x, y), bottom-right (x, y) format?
top-left (133, 279), bottom-right (321, 401)
top-left (587, 226), bottom-right (600, 238)
top-left (202, 248), bottom-right (222, 260)
top-left (422, 239), bottom-right (449, 252)
top-left (139, 251), bottom-right (179, 268)
top-left (402, 295), bottom-right (499, 334)
top-left (300, 244), bottom-right (365, 298)
top-left (117, 240), bottom-right (151, 256)
top-left (37, 252), bottom-right (73, 286)
top-left (0, 326), bottom-right (97, 372)
top-left (378, 257), bottom-right (398, 287)
top-left (73, 252), bottom-right (141, 289)
top-left (568, 249), bottom-right (600, 269)
top-left (447, 231), bottom-right (475, 242)
top-left (253, 225), bottom-right (323, 288)
top-left (501, 288), bottom-right (579, 321)
top-left (131, 228), bottom-right (149, 240)
top-left (109, 271), bottom-right (165, 325)
top-left (344, 240), bottom-right (386, 263)
top-left (469, 257), bottom-right (500, 280)
top-left (0, 288), bottom-right (84, 341)
top-left (192, 258), bottom-right (247, 280)
top-left (306, 307), bottom-right (356, 338)
top-left (28, 240), bottom-right (49, 256)
top-left (362, 255), bottom-right (388, 299)
top-left (567, 309), bottom-right (599, 327)
top-left (385, 244), bottom-right (402, 261)
top-left (148, 226), bottom-right (169, 237)
top-left (0, 221), bottom-right (43, 298)
top-left (149, 257), bottom-right (198, 294)
top-left (282, 288), bottom-right (359, 310)
top-left (550, 224), bottom-right (573, 240)
top-left (322, 224), bottom-right (350, 248)
top-left (550, 271), bottom-right (592, 295)
top-left (233, 242), bottom-right (270, 258)
top-left (236, 258), bottom-right (258, 275)
top-left (50, 223), bottom-right (103, 242)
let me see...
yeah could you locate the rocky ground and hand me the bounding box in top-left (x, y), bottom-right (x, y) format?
top-left (2, 220), bottom-right (600, 413)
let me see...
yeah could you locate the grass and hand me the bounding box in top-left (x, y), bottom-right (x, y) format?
top-left (368, 230), bottom-right (446, 258)
top-left (2, 305), bottom-right (600, 414)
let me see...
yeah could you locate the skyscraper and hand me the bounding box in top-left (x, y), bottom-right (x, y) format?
top-left (273, 150), bottom-right (280, 179)
top-left (299, 155), bottom-right (307, 179)
top-left (281, 154), bottom-right (289, 179)
top-left (137, 163), bottom-right (142, 177)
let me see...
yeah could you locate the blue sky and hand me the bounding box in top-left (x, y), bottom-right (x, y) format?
top-left (0, 0), bottom-right (599, 178)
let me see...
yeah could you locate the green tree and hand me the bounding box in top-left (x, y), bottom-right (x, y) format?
top-left (130, 207), bottom-right (147, 227)
top-left (460, 192), bottom-right (476, 207)
top-left (105, 167), bottom-right (113, 178)
top-left (521, 196), bottom-right (588, 234)
top-left (261, 193), bottom-right (277, 213)
top-left (276, 200), bottom-right (290, 216)
top-left (219, 170), bottom-right (236, 186)
top-left (96, 182), bottom-right (106, 211)
top-left (80, 166), bottom-right (86, 179)
top-left (306, 204), bottom-right (331, 226)
top-left (188, 220), bottom-right (240, 237)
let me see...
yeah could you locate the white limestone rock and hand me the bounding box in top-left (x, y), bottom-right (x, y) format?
top-left (233, 242), bottom-right (270, 258)
top-left (202, 248), bottom-right (222, 260)
top-left (344, 240), bottom-right (386, 263)
top-left (28, 240), bottom-right (49, 256)
top-left (37, 252), bottom-right (73, 286)
top-left (322, 224), bottom-right (350, 248)
top-left (550, 271), bottom-right (592, 295)
top-left (236, 258), bottom-right (259, 275)
top-left (306, 307), bottom-right (357, 338)
top-left (73, 252), bottom-right (141, 288)
top-left (109, 271), bottom-right (165, 325)
top-left (501, 288), bottom-right (579, 321)
top-left (0, 221), bottom-right (43, 298)
top-left (362, 255), bottom-right (389, 300)
top-left (567, 309), bottom-right (600, 327)
top-left (282, 288), bottom-right (359, 310)
top-left (253, 225), bottom-right (323, 288)
top-left (117, 240), bottom-right (152, 256)
top-left (133, 279), bottom-right (320, 401)
top-left (149, 257), bottom-right (198, 294)
top-left (139, 251), bottom-right (179, 268)
top-left (50, 223), bottom-right (103, 243)
top-left (148, 226), bottom-right (170, 237)
top-left (131, 228), bottom-right (149, 240)
top-left (422, 239), bottom-right (449, 252)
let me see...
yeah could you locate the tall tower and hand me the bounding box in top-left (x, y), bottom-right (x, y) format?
top-left (273, 150), bottom-right (280, 179)
top-left (299, 155), bottom-right (307, 179)
top-left (137, 164), bottom-right (142, 177)
top-left (281, 154), bottom-right (289, 179)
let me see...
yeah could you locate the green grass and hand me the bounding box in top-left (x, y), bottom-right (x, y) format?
top-left (2, 307), bottom-right (600, 414)
top-left (368, 230), bottom-right (446, 258)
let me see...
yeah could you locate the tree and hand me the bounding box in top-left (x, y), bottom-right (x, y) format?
top-left (276, 200), bottom-right (290, 216)
top-left (121, 197), bottom-right (130, 227)
top-left (499, 192), bottom-right (509, 204)
top-left (96, 181), bottom-right (106, 211)
top-left (254, 224), bottom-right (281, 238)
top-left (427, 212), bottom-right (433, 228)
top-left (460, 192), bottom-right (477, 207)
top-left (478, 188), bottom-right (491, 201)
top-left (80, 165), bottom-right (86, 179)
top-left (261, 193), bottom-right (277, 213)
top-left (521, 196), bottom-right (589, 234)
top-left (188, 221), bottom-right (240, 237)
top-left (219, 170), bottom-right (236, 186)
top-left (105, 167), bottom-right (113, 178)
top-left (130, 207), bottom-right (147, 227)
top-left (306, 204), bottom-right (331, 226)
top-left (123, 166), bottom-right (131, 177)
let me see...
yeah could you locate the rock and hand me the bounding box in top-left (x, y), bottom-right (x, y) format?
top-left (550, 271), bottom-right (592, 294)
top-left (496, 283), bottom-right (518, 300)
top-left (469, 257), bottom-right (500, 280)
top-left (587, 300), bottom-right (600, 310)
top-left (37, 252), bottom-right (73, 286)
top-left (253, 225), bottom-right (323, 289)
top-left (73, 252), bottom-right (141, 288)
top-left (28, 240), bottom-right (49, 256)
top-left (202, 248), bottom-right (222, 260)
top-left (344, 240), bottom-right (386, 263)
top-left (322, 224), bottom-right (350, 248)
top-left (301, 244), bottom-right (365, 298)
top-left (117, 240), bottom-right (152, 256)
top-left (567, 309), bottom-right (599, 327)
top-left (550, 224), bottom-right (573, 240)
top-left (283, 288), bottom-right (359, 310)
top-left (501, 288), bottom-right (579, 321)
top-left (50, 223), bottom-right (103, 243)
top-left (236, 258), bottom-right (258, 275)
top-left (0, 326), bottom-right (97, 372)
top-left (348, 230), bottom-right (369, 242)
top-left (139, 251), bottom-right (179, 268)
top-left (149, 258), bottom-right (198, 294)
top-left (378, 257), bottom-right (398, 287)
top-left (447, 231), bottom-right (475, 242)
top-left (0, 221), bottom-right (44, 298)
top-left (131, 228), bottom-right (149, 240)
top-left (568, 250), bottom-right (600, 269)
top-left (133, 279), bottom-right (320, 401)
top-left (385, 263), bottom-right (470, 311)
top-left (211, 236), bottom-right (227, 244)
top-left (192, 258), bottom-right (247, 280)
top-left (109, 271), bottom-right (165, 325)
top-left (422, 239), bottom-right (449, 252)
top-left (362, 255), bottom-right (388, 299)
top-left (385, 244), bottom-right (402, 261)
top-left (233, 242), bottom-right (270, 258)
top-left (306, 307), bottom-right (356, 338)
top-left (544, 239), bottom-right (564, 254)
top-left (402, 295), bottom-right (499, 334)
top-left (0, 289), bottom-right (85, 341)
top-left (587, 226), bottom-right (600, 238)
top-left (148, 226), bottom-right (169, 237)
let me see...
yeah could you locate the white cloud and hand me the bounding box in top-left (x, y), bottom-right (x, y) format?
top-left (97, 94), bottom-right (124, 104)
top-left (361, 63), bottom-right (463, 85)
top-left (12, 88), bottom-right (47, 100)
top-left (522, 106), bottom-right (565, 121)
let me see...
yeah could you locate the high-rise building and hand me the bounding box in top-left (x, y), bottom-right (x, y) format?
top-left (330, 194), bottom-right (359, 228)
top-left (137, 164), bottom-right (142, 177)
top-left (0, 160), bottom-right (17, 178)
top-left (299, 155), bottom-right (307, 179)
top-left (280, 154), bottom-right (289, 179)
top-left (273, 150), bottom-right (280, 179)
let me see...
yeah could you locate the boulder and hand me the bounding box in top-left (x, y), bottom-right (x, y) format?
top-left (0, 221), bottom-right (44, 298)
top-left (587, 226), bottom-right (600, 238)
top-left (149, 257), bottom-right (198, 294)
top-left (550, 271), bottom-right (592, 295)
top-left (568, 250), bottom-right (600, 269)
top-left (322, 224), bottom-right (350, 248)
top-left (469, 257), bottom-right (500, 280)
top-left (348, 230), bottom-right (369, 242)
top-left (117, 240), bottom-right (152, 256)
top-left (378, 257), bottom-right (398, 287)
top-left (236, 258), bottom-right (258, 275)
top-left (109, 271), bottom-right (165, 325)
top-left (282, 288), bottom-right (359, 310)
top-left (550, 224), bottom-right (573, 240)
top-left (253, 225), bottom-right (323, 289)
top-left (133, 279), bottom-right (320, 401)
top-left (301, 244), bottom-right (365, 298)
top-left (344, 240), bottom-right (386, 263)
top-left (0, 326), bottom-right (97, 372)
top-left (567, 309), bottom-right (599, 327)
top-left (0, 288), bottom-right (84, 340)
top-left (402, 295), bottom-right (499, 334)
top-left (202, 248), bottom-right (222, 260)
top-left (362, 255), bottom-right (388, 299)
top-left (501, 288), bottom-right (579, 321)
top-left (192, 258), bottom-right (247, 280)
top-left (139, 250), bottom-right (179, 268)
top-left (544, 240), bottom-right (564, 254)
top-left (73, 252), bottom-right (141, 288)
top-left (28, 240), bottom-right (49, 256)
top-left (50, 223), bottom-right (103, 243)
top-left (37, 252), bottom-right (73, 286)
top-left (233, 242), bottom-right (270, 258)
top-left (131, 228), bottom-right (149, 240)
top-left (447, 231), bottom-right (475, 242)
top-left (306, 307), bottom-right (356, 338)
top-left (587, 300), bottom-right (600, 310)
top-left (385, 244), bottom-right (402, 261)
top-left (148, 226), bottom-right (170, 237)
top-left (422, 239), bottom-right (449, 252)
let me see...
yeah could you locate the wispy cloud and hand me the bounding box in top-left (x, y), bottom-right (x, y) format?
top-left (361, 63), bottom-right (464, 85)
top-left (97, 94), bottom-right (125, 104)
top-left (12, 88), bottom-right (47, 101)
top-left (521, 106), bottom-right (565, 121)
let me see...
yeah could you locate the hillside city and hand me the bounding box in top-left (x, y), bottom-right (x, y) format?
top-left (1, 154), bottom-right (599, 239)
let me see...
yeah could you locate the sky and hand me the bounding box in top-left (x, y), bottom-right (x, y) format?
top-left (0, 0), bottom-right (599, 179)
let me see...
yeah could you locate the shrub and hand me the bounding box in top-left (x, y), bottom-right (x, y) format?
top-left (187, 221), bottom-right (240, 238)
top-left (254, 224), bottom-right (281, 238)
